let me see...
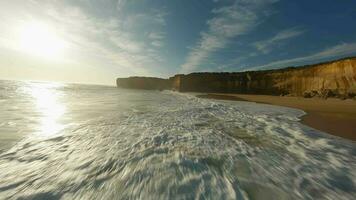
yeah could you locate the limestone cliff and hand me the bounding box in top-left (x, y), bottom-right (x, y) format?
top-left (116, 77), bottom-right (170, 90)
top-left (116, 57), bottom-right (356, 98)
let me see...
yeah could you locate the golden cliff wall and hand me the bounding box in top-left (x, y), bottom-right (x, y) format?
top-left (116, 57), bottom-right (356, 98)
top-left (173, 57), bottom-right (356, 98)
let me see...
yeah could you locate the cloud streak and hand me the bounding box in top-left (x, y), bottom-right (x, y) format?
top-left (253, 27), bottom-right (305, 54)
top-left (249, 42), bottom-right (356, 70)
top-left (181, 0), bottom-right (278, 73)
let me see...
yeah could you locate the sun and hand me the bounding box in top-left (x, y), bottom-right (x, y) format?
top-left (20, 21), bottom-right (67, 59)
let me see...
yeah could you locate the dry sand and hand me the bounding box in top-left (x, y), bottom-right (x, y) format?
top-left (197, 94), bottom-right (356, 141)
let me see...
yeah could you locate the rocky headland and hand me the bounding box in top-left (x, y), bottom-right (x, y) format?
top-left (117, 57), bottom-right (356, 99)
top-left (116, 77), bottom-right (170, 90)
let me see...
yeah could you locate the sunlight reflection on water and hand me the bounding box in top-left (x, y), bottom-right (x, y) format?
top-left (25, 82), bottom-right (66, 137)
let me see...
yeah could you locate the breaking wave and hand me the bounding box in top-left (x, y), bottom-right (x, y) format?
top-left (0, 81), bottom-right (355, 199)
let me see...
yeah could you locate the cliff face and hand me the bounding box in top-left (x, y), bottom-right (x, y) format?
top-left (116, 77), bottom-right (171, 90)
top-left (175, 57), bottom-right (356, 98)
top-left (116, 57), bottom-right (356, 98)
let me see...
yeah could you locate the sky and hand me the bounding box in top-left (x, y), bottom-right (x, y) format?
top-left (0, 0), bottom-right (356, 85)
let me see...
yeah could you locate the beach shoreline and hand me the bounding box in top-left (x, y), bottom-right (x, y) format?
top-left (197, 93), bottom-right (356, 141)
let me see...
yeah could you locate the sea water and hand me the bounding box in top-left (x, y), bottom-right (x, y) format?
top-left (0, 80), bottom-right (355, 199)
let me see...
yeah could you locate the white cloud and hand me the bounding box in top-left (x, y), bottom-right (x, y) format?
top-left (249, 42), bottom-right (356, 70)
top-left (116, 0), bottom-right (127, 11)
top-left (153, 10), bottom-right (168, 26)
top-left (148, 31), bottom-right (165, 40)
top-left (148, 31), bottom-right (165, 48)
top-left (253, 27), bottom-right (305, 54)
top-left (151, 40), bottom-right (164, 47)
top-left (180, 0), bottom-right (278, 73)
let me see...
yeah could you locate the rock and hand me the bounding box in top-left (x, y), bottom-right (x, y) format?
top-left (346, 89), bottom-right (356, 98)
top-left (303, 91), bottom-right (312, 98)
top-left (320, 89), bottom-right (334, 99)
top-left (348, 93), bottom-right (355, 98)
top-left (304, 90), bottom-right (319, 98)
top-left (310, 90), bottom-right (319, 97)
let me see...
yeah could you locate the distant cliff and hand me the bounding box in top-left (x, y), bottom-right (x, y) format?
top-left (116, 57), bottom-right (356, 99)
top-left (116, 77), bottom-right (170, 90)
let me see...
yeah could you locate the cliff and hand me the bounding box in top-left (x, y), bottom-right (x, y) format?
top-left (116, 57), bottom-right (356, 99)
top-left (116, 77), bottom-right (171, 90)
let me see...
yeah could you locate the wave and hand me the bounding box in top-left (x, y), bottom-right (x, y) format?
top-left (0, 82), bottom-right (355, 199)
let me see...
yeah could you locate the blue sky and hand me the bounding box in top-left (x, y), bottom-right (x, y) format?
top-left (0, 0), bottom-right (356, 85)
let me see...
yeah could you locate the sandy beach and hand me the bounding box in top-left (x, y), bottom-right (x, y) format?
top-left (197, 94), bottom-right (356, 141)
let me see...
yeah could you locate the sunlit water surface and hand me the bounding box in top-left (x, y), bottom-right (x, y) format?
top-left (0, 80), bottom-right (355, 199)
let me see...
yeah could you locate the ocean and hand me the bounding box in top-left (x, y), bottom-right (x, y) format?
top-left (0, 80), bottom-right (355, 199)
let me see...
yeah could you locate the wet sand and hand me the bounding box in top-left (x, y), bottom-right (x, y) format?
top-left (197, 94), bottom-right (356, 141)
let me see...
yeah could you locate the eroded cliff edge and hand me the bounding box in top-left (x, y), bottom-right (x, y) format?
top-left (116, 77), bottom-right (170, 90)
top-left (116, 57), bottom-right (356, 99)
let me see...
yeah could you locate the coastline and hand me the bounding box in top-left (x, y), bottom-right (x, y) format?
top-left (197, 93), bottom-right (356, 141)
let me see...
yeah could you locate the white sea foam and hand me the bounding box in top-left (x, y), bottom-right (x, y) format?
top-left (0, 81), bottom-right (355, 199)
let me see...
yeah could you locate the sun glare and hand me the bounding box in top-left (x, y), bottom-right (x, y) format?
top-left (26, 82), bottom-right (66, 137)
top-left (20, 22), bottom-right (66, 59)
